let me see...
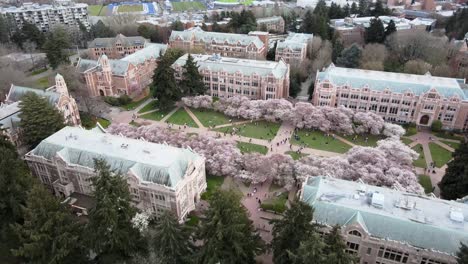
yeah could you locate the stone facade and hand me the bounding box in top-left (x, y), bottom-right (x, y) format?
top-left (169, 27), bottom-right (267, 60)
top-left (275, 33), bottom-right (313, 66)
top-left (77, 43), bottom-right (167, 98)
top-left (87, 34), bottom-right (149, 60)
top-left (313, 64), bottom-right (468, 131)
top-left (0, 0), bottom-right (89, 33)
top-left (301, 176), bottom-right (467, 264)
top-left (256, 16), bottom-right (285, 33)
top-left (172, 54), bottom-right (290, 100)
top-left (25, 126), bottom-right (207, 221)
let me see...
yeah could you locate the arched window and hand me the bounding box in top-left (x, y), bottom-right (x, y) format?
top-left (348, 230), bottom-right (362, 237)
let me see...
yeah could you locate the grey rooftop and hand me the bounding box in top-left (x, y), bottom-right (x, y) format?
top-left (172, 54), bottom-right (289, 79)
top-left (317, 64), bottom-right (468, 100)
top-left (29, 126), bottom-right (202, 189)
top-left (169, 28), bottom-right (265, 49)
top-left (276, 32), bottom-right (313, 51)
top-left (88, 34), bottom-right (149, 49)
top-left (302, 176), bottom-right (468, 255)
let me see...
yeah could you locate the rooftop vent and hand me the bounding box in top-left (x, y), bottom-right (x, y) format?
top-left (371, 192), bottom-right (384, 209)
top-left (120, 143), bottom-right (128, 149)
top-left (449, 207), bottom-right (464, 223)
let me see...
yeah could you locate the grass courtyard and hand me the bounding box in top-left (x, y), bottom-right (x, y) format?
top-left (214, 120), bottom-right (280, 140)
top-left (140, 108), bottom-right (174, 121)
top-left (97, 118), bottom-right (111, 129)
top-left (429, 142), bottom-right (453, 168)
top-left (401, 137), bottom-right (413, 145)
top-left (411, 144), bottom-right (427, 168)
top-left (418, 174), bottom-right (433, 194)
top-left (286, 151), bottom-right (308, 160)
top-left (190, 108), bottom-right (239, 127)
top-left (237, 141), bottom-right (268, 154)
top-left (260, 192), bottom-right (288, 213)
top-left (122, 95), bottom-right (150, 111)
top-left (341, 134), bottom-right (386, 147)
top-left (35, 76), bottom-right (50, 89)
top-left (166, 108), bottom-right (198, 128)
top-left (172, 1), bottom-right (206, 11)
top-left (291, 129), bottom-right (352, 154)
top-left (217, 0), bottom-right (255, 5)
top-left (118, 4), bottom-right (143, 12)
top-left (138, 100), bottom-right (158, 114)
top-left (439, 140), bottom-right (461, 150)
top-left (88, 5), bottom-right (103, 16)
top-left (201, 175), bottom-right (224, 200)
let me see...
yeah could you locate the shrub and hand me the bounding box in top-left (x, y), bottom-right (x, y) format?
top-left (431, 120), bottom-right (443, 132)
top-left (104, 95), bottom-right (132, 106)
top-left (79, 111), bottom-right (96, 129)
top-left (403, 123), bottom-right (417, 136)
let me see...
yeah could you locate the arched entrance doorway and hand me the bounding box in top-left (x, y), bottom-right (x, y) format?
top-left (99, 89), bottom-right (104, 96)
top-left (420, 115), bottom-right (430, 125)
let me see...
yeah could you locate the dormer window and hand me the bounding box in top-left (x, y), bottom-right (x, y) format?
top-left (349, 230), bottom-right (362, 237)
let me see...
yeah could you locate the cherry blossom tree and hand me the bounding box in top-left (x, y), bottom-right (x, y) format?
top-left (353, 112), bottom-right (385, 135)
top-left (383, 123), bottom-right (406, 138)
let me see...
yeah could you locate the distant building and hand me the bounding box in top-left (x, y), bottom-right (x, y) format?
top-left (25, 126), bottom-right (207, 221)
top-left (297, 0), bottom-right (358, 8)
top-left (172, 54), bottom-right (290, 100)
top-left (256, 16), bottom-right (285, 33)
top-left (313, 64), bottom-right (468, 131)
top-left (330, 16), bottom-right (435, 46)
top-left (450, 34), bottom-right (468, 74)
top-left (301, 176), bottom-right (468, 264)
top-left (0, 0), bottom-right (89, 32)
top-left (1, 74), bottom-right (80, 146)
top-left (275, 33), bottom-right (313, 66)
top-left (77, 43), bottom-right (167, 97)
top-left (87, 34), bottom-right (149, 60)
top-left (169, 27), bottom-right (267, 60)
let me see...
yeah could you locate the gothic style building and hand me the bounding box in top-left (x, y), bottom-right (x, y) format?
top-left (87, 34), bottom-right (149, 60)
top-left (313, 64), bottom-right (468, 131)
top-left (275, 33), bottom-right (313, 66)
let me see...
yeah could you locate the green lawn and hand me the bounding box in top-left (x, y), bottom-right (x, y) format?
top-left (140, 108), bottom-right (174, 121)
top-left (190, 108), bottom-right (238, 127)
top-left (429, 142), bottom-right (453, 168)
top-left (412, 144), bottom-right (427, 168)
top-left (439, 140), bottom-right (461, 150)
top-left (260, 192), bottom-right (288, 213)
top-left (172, 1), bottom-right (206, 11)
top-left (201, 175), bottom-right (224, 200)
top-left (418, 174), bottom-right (433, 194)
top-left (291, 129), bottom-right (352, 154)
top-left (88, 4), bottom-right (103, 16)
top-left (122, 95), bottom-right (150, 110)
top-left (137, 100), bottom-right (158, 113)
top-left (166, 108), bottom-right (198, 128)
top-left (118, 4), bottom-right (143, 12)
top-left (434, 131), bottom-right (464, 141)
top-left (401, 137), bottom-right (413, 145)
top-left (237, 141), bottom-right (268, 154)
top-left (36, 76), bottom-right (50, 89)
top-left (214, 120), bottom-right (280, 140)
top-left (286, 151), bottom-right (308, 160)
top-left (185, 214), bottom-right (200, 226)
top-left (30, 67), bottom-right (48, 75)
top-left (217, 0), bottom-right (254, 5)
top-left (341, 134), bottom-right (386, 147)
top-left (97, 118), bottom-right (111, 128)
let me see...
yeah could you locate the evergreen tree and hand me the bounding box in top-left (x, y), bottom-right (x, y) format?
top-left (336, 44), bottom-right (362, 68)
top-left (11, 21), bottom-right (45, 49)
top-left (314, 0), bottom-right (329, 16)
top-left (267, 41), bottom-right (278, 61)
top-left (0, 15), bottom-right (10, 43)
top-left (331, 32), bottom-right (344, 63)
top-left (152, 211), bottom-right (194, 264)
top-left (289, 232), bottom-right (328, 264)
top-left (302, 10), bottom-right (330, 39)
top-left (385, 19), bottom-right (397, 37)
top-left (12, 184), bottom-right (87, 264)
top-left (195, 190), bottom-right (264, 264)
top-left (150, 49), bottom-right (183, 110)
top-left (343, 4), bottom-right (351, 17)
top-left (270, 201), bottom-right (317, 264)
top-left (328, 3), bottom-right (343, 19)
top-left (365, 18), bottom-right (386, 43)
top-left (180, 54), bottom-right (205, 96)
top-left (438, 141), bottom-right (468, 200)
top-left (172, 20), bottom-right (185, 31)
top-left (445, 8), bottom-right (468, 40)
top-left (90, 20), bottom-right (115, 38)
top-left (0, 135), bottom-right (32, 229)
top-left (86, 159), bottom-right (146, 261)
top-left (324, 225), bottom-right (358, 264)
top-left (43, 26), bottom-right (71, 69)
top-left (371, 0), bottom-right (388, 16)
top-left (358, 0), bottom-right (369, 16)
top-left (19, 92), bottom-right (65, 147)
top-left (350, 2), bottom-right (359, 14)
top-left (457, 243), bottom-right (468, 264)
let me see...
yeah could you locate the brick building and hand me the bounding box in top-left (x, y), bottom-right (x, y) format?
top-left (312, 64), bottom-right (468, 131)
top-left (77, 43), bottom-right (167, 97)
top-left (87, 34), bottom-right (149, 60)
top-left (169, 27), bottom-right (267, 60)
top-left (1, 74), bottom-right (80, 146)
top-left (301, 176), bottom-right (468, 264)
top-left (25, 126), bottom-right (207, 221)
top-left (172, 54), bottom-right (290, 100)
top-left (256, 16), bottom-right (285, 33)
top-left (275, 33), bottom-right (313, 66)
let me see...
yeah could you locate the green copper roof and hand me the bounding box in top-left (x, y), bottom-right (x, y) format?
top-left (302, 176), bottom-right (468, 255)
top-left (30, 127), bottom-right (202, 189)
top-left (276, 33), bottom-right (313, 52)
top-left (121, 43), bottom-right (167, 65)
top-left (7, 85), bottom-right (60, 105)
top-left (88, 34), bottom-right (148, 48)
top-left (317, 65), bottom-right (467, 100)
